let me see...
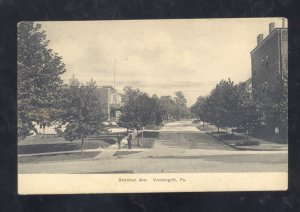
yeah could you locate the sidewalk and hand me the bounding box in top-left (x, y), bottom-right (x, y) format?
top-left (92, 130), bottom-right (150, 159)
top-left (18, 131), bottom-right (148, 160)
top-left (93, 137), bottom-right (128, 159)
top-left (203, 124), bottom-right (288, 151)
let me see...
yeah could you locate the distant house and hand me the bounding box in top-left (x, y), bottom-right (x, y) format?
top-left (29, 86), bottom-right (123, 136)
top-left (95, 86), bottom-right (123, 122)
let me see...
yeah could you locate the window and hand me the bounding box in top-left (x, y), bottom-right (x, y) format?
top-left (265, 55), bottom-right (269, 67)
top-left (261, 56), bottom-right (269, 68)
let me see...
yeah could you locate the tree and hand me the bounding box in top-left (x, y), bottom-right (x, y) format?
top-left (158, 96), bottom-right (176, 120)
top-left (60, 76), bottom-right (104, 154)
top-left (174, 91), bottom-right (187, 106)
top-left (234, 82), bottom-right (260, 135)
top-left (192, 78), bottom-right (264, 136)
top-left (276, 69), bottom-right (288, 141)
top-left (204, 79), bottom-right (236, 132)
top-left (152, 95), bottom-right (164, 127)
top-left (192, 79), bottom-right (240, 133)
top-left (265, 67), bottom-right (288, 141)
top-left (191, 96), bottom-right (209, 129)
top-left (118, 87), bottom-right (159, 145)
top-left (118, 86), bottom-right (143, 131)
top-left (191, 96), bottom-right (206, 120)
top-left (17, 22), bottom-right (65, 138)
top-left (174, 91), bottom-right (189, 120)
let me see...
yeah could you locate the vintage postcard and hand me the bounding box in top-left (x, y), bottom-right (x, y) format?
top-left (17, 18), bottom-right (288, 194)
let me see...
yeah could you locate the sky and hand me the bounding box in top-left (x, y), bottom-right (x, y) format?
top-left (40, 18), bottom-right (285, 106)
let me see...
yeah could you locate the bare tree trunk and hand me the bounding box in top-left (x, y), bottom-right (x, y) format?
top-left (81, 137), bottom-right (84, 155)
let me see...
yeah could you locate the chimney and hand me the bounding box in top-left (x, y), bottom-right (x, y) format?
top-left (257, 34), bottom-right (264, 46)
top-left (269, 22), bottom-right (275, 34)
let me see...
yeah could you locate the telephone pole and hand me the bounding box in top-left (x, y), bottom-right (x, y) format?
top-left (114, 57), bottom-right (116, 89)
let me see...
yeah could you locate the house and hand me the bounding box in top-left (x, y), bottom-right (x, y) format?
top-left (29, 85), bottom-right (123, 136)
top-left (95, 86), bottom-right (122, 122)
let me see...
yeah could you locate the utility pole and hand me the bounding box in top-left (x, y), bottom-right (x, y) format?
top-left (114, 57), bottom-right (116, 89)
top-left (113, 56), bottom-right (128, 89)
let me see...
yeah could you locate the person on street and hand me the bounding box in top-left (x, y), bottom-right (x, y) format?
top-left (127, 132), bottom-right (132, 150)
top-left (117, 133), bottom-right (121, 149)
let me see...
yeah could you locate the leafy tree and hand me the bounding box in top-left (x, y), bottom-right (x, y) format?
top-left (118, 86), bottom-right (143, 131)
top-left (17, 22), bottom-right (65, 138)
top-left (152, 95), bottom-right (164, 127)
top-left (174, 91), bottom-right (187, 105)
top-left (119, 87), bottom-right (161, 145)
top-left (264, 68), bottom-right (288, 141)
top-left (191, 96), bottom-right (209, 129)
top-left (192, 79), bottom-right (263, 135)
top-left (192, 79), bottom-right (240, 133)
top-left (203, 79), bottom-right (236, 132)
top-left (234, 82), bottom-right (261, 134)
top-left (174, 91), bottom-right (189, 120)
top-left (191, 96), bottom-right (207, 120)
top-left (60, 76), bottom-right (104, 154)
top-left (120, 87), bottom-right (160, 129)
top-left (150, 94), bottom-right (164, 127)
top-left (276, 71), bottom-right (288, 140)
top-left (158, 96), bottom-right (176, 120)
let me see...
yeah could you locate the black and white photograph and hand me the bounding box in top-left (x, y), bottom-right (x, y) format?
top-left (17, 18), bottom-right (288, 194)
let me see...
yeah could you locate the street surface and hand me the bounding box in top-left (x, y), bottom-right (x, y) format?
top-left (18, 120), bottom-right (288, 174)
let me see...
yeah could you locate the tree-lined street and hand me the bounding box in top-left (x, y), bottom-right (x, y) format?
top-left (18, 120), bottom-right (287, 174)
top-left (17, 21), bottom-right (288, 176)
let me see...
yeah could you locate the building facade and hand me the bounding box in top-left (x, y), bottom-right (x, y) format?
top-left (95, 86), bottom-right (122, 122)
top-left (250, 19), bottom-right (288, 140)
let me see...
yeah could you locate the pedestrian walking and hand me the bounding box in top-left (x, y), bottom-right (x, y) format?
top-left (127, 132), bottom-right (132, 150)
top-left (117, 134), bottom-right (121, 149)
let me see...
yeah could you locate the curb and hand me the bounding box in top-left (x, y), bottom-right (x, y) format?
top-left (206, 132), bottom-right (286, 151)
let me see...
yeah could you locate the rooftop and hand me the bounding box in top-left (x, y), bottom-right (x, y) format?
top-left (250, 27), bottom-right (287, 55)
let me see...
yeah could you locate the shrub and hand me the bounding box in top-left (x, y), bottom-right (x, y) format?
top-left (137, 131), bottom-right (159, 138)
top-left (140, 138), bottom-right (156, 148)
top-left (54, 127), bottom-right (64, 137)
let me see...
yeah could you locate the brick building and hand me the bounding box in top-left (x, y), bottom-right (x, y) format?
top-left (250, 19), bottom-right (288, 140)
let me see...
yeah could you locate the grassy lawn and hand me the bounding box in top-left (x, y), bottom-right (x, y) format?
top-left (207, 131), bottom-right (260, 146)
top-left (18, 151), bottom-right (99, 163)
top-left (157, 131), bottom-right (232, 150)
top-left (18, 136), bottom-right (116, 154)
